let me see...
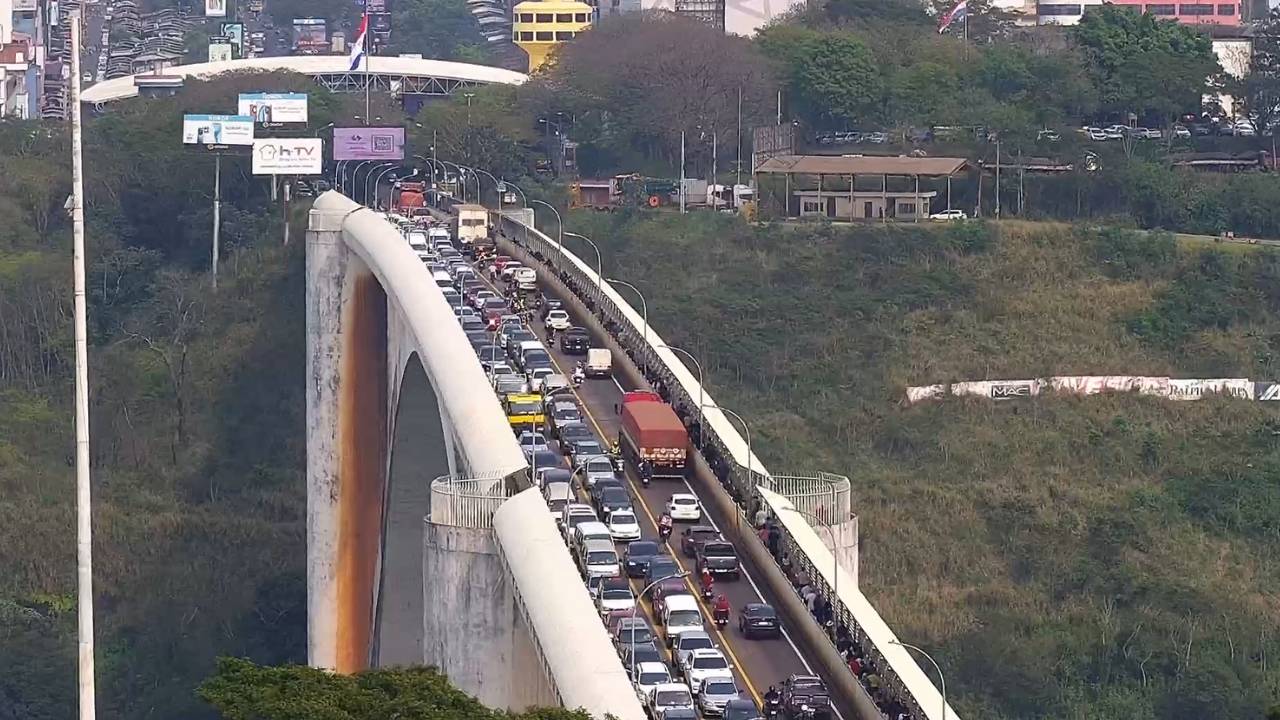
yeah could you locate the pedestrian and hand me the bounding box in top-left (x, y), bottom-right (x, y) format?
top-left (847, 654), bottom-right (862, 677)
top-left (754, 506), bottom-right (768, 528)
top-left (767, 525), bottom-right (781, 557)
top-left (805, 588), bottom-right (818, 613)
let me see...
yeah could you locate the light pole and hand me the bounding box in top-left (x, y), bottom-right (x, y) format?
top-left (629, 571), bottom-right (689, 679)
top-left (706, 404), bottom-right (753, 494)
top-left (659, 344), bottom-right (701, 429)
top-left (889, 640), bottom-right (947, 720)
top-left (467, 165), bottom-right (501, 214)
top-left (606, 278), bottom-right (647, 373)
top-left (366, 162), bottom-right (396, 206)
top-left (439, 160), bottom-right (466, 201)
top-left (334, 159), bottom-right (348, 191)
top-left (348, 160), bottom-right (372, 197)
top-left (372, 165), bottom-right (406, 210)
top-left (563, 231), bottom-right (603, 299)
top-left (778, 505), bottom-right (840, 625)
top-left (531, 199), bottom-right (563, 270)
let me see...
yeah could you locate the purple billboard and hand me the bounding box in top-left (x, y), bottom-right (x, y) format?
top-left (333, 126), bottom-right (406, 160)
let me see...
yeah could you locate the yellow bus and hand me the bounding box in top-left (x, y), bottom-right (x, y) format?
top-left (503, 392), bottom-right (545, 431)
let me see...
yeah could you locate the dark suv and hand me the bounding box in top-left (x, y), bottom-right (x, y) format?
top-left (781, 675), bottom-right (831, 720)
top-left (562, 326), bottom-right (590, 354)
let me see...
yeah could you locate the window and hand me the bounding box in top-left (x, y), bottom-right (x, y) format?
top-left (518, 12), bottom-right (534, 21)
top-left (802, 200), bottom-right (821, 213)
top-left (1038, 3), bottom-right (1083, 13)
top-left (556, 12), bottom-right (573, 20)
top-left (535, 12), bottom-right (553, 21)
top-left (555, 31), bottom-right (576, 39)
top-left (897, 202), bottom-right (915, 215)
top-left (1145, 2), bottom-right (1175, 11)
top-left (517, 31), bottom-right (534, 40)
top-left (535, 30), bottom-right (554, 40)
top-left (575, 12), bottom-right (589, 20)
top-left (1179, 3), bottom-right (1213, 12)
top-left (1217, 3), bottom-right (1236, 12)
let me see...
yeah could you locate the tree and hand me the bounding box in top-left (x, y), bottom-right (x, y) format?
top-left (1072, 5), bottom-right (1220, 120)
top-left (391, 0), bottom-right (490, 62)
top-left (757, 27), bottom-right (879, 129)
top-left (198, 658), bottom-right (596, 720)
top-left (932, 0), bottom-right (1019, 43)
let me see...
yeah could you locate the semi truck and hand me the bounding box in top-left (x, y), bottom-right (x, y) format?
top-left (619, 391), bottom-right (688, 479)
top-left (454, 204), bottom-right (489, 248)
top-left (394, 181), bottom-right (427, 216)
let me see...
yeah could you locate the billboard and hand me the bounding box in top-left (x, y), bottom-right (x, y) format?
top-left (14, 0), bottom-right (37, 11)
top-left (253, 139), bottom-right (324, 175)
top-left (292, 18), bottom-right (328, 55)
top-left (182, 114), bottom-right (255, 147)
top-left (237, 92), bottom-right (309, 124)
top-left (221, 22), bottom-right (245, 58)
top-left (205, 0), bottom-right (227, 17)
top-left (333, 127), bottom-right (405, 160)
top-left (208, 37), bottom-right (233, 63)
top-left (367, 0), bottom-right (388, 10)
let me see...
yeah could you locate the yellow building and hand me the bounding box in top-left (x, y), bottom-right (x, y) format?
top-left (512, 0), bottom-right (594, 72)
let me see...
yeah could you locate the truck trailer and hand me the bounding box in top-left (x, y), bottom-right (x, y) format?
top-left (619, 391), bottom-right (688, 479)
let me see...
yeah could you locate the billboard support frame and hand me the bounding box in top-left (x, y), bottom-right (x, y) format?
top-left (212, 154), bottom-right (221, 289)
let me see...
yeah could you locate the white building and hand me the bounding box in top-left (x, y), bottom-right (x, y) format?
top-left (1035, 0), bottom-right (1104, 25)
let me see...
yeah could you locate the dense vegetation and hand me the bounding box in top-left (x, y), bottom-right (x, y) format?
top-left (580, 210), bottom-right (1280, 719)
top-left (199, 658), bottom-right (593, 720)
top-left (0, 72), bottom-right (367, 719)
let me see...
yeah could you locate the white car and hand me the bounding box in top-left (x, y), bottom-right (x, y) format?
top-left (680, 649), bottom-right (732, 696)
top-left (929, 209), bottom-right (966, 222)
top-left (632, 661), bottom-right (672, 700)
top-left (667, 493), bottom-right (702, 521)
top-left (500, 261), bottom-right (524, 280)
top-left (608, 509), bottom-right (642, 542)
top-left (527, 366), bottom-right (557, 393)
top-left (596, 577), bottom-right (636, 614)
top-left (545, 309), bottom-right (571, 331)
top-left (647, 684), bottom-right (695, 718)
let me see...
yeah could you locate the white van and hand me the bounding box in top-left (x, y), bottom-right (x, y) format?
top-left (580, 538), bottom-right (620, 578)
top-left (571, 520), bottom-right (612, 555)
top-left (543, 481), bottom-right (573, 521)
top-left (662, 594), bottom-right (704, 646)
top-left (586, 348), bottom-right (612, 378)
top-left (431, 270), bottom-right (453, 289)
top-left (513, 266), bottom-right (537, 291)
top-left (407, 231), bottom-right (430, 260)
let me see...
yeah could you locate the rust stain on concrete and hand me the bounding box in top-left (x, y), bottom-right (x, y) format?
top-left (335, 272), bottom-right (389, 674)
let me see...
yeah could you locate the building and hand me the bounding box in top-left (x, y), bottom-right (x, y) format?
top-left (511, 0), bottom-right (594, 72)
top-left (754, 155), bottom-right (969, 222)
top-left (674, 0), bottom-right (724, 30)
top-left (1035, 0), bottom-right (1104, 25)
top-left (1103, 0), bottom-right (1242, 23)
top-left (0, 40), bottom-right (33, 118)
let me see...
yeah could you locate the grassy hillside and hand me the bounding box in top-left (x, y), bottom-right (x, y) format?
top-left (576, 210), bottom-right (1280, 719)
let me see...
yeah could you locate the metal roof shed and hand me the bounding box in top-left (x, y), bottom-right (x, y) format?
top-left (754, 154), bottom-right (969, 222)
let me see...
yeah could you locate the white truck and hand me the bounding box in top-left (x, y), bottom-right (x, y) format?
top-left (586, 348), bottom-right (612, 378)
top-left (454, 204), bottom-right (488, 249)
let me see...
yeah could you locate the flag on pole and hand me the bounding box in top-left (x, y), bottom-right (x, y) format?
top-left (938, 0), bottom-right (968, 33)
top-left (348, 8), bottom-right (369, 71)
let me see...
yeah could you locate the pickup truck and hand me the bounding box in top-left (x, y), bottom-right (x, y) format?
top-left (696, 540), bottom-right (740, 579)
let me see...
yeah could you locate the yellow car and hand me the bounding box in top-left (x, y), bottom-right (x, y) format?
top-left (503, 393), bottom-right (545, 431)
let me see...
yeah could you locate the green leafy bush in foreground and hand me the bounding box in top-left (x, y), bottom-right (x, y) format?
top-left (580, 210), bottom-right (1280, 719)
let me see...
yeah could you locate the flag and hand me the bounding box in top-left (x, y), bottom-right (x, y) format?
top-left (348, 7), bottom-right (369, 71)
top-left (938, 0), bottom-right (968, 33)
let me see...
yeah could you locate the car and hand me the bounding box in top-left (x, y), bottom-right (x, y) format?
top-left (562, 327), bottom-right (591, 354)
top-left (619, 640), bottom-right (664, 671)
top-left (471, 289), bottom-right (498, 310)
top-left (525, 449), bottom-right (564, 472)
top-left (499, 261), bottom-right (524, 280)
top-left (493, 374), bottom-right (528, 395)
top-left (1171, 124), bottom-right (1192, 139)
top-left (738, 603), bottom-right (780, 638)
top-left (520, 349), bottom-right (553, 372)
top-left (571, 520), bottom-right (613, 556)
top-left (596, 575), bottom-right (636, 613)
top-left (590, 476), bottom-right (623, 505)
top-left (527, 366), bottom-right (557, 393)
top-left (1235, 118), bottom-right (1257, 136)
top-left (652, 580), bottom-right (692, 616)
top-left (476, 344), bottom-right (505, 364)
top-left (598, 486), bottom-right (634, 515)
top-left (667, 493), bottom-right (702, 521)
top-left (543, 481), bottom-right (573, 520)
top-left (545, 309), bottom-right (571, 331)
top-left (614, 617), bottom-right (655, 648)
top-left (565, 437), bottom-right (606, 463)
top-left (698, 676), bottom-right (742, 717)
top-left (646, 556), bottom-right (681, 590)
top-left (624, 539), bottom-right (664, 578)
top-left (781, 675), bottom-right (831, 720)
top-left (492, 255), bottom-right (514, 272)
top-left (929, 209), bottom-right (967, 221)
top-left (560, 502), bottom-right (598, 539)
top-left (697, 541), bottom-right (739, 578)
top-left (503, 329), bottom-right (537, 356)
top-left (607, 508), bottom-right (642, 542)
top-left (722, 696), bottom-right (762, 720)
top-left (1036, 129), bottom-right (1060, 142)
top-left (579, 537), bottom-right (621, 578)
top-left (679, 648), bottom-right (731, 693)
top-left (660, 709), bottom-right (698, 720)
top-left (539, 297), bottom-right (564, 320)
top-left (534, 466), bottom-right (573, 490)
top-left (647, 683), bottom-right (695, 719)
top-left (586, 570), bottom-right (615, 601)
top-left (579, 455), bottom-right (620, 488)
top-left (557, 422), bottom-right (596, 449)
top-left (1084, 127), bottom-right (1108, 141)
top-left (632, 660), bottom-right (673, 699)
top-left (548, 401), bottom-right (583, 436)
top-left (681, 525), bottom-right (722, 558)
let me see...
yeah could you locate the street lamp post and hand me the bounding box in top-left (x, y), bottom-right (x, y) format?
top-left (348, 160), bottom-right (372, 197)
top-left (659, 344), bottom-right (701, 429)
top-left (366, 163), bottom-right (397, 207)
top-left (467, 166), bottom-right (502, 215)
top-left (563, 230), bottom-right (603, 300)
top-left (439, 160), bottom-right (466, 201)
top-left (372, 165), bottom-right (407, 210)
top-left (334, 159), bottom-right (348, 191)
top-left (889, 640), bottom-right (947, 720)
top-left (606, 278), bottom-right (647, 373)
top-left (530, 199), bottom-right (563, 269)
top-left (704, 404), bottom-right (752, 528)
top-left (629, 571), bottom-right (690, 679)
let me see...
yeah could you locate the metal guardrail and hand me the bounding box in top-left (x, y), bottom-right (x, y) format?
top-left (764, 471), bottom-right (852, 524)
top-left (428, 473), bottom-right (511, 529)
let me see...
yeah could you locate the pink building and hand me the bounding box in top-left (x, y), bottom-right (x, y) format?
top-left (1096, 0), bottom-right (1241, 24)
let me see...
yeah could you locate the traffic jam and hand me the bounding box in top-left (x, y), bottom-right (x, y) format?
top-left (377, 201), bottom-right (837, 720)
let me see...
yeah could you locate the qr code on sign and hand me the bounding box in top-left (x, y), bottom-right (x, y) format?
top-left (372, 135), bottom-right (393, 152)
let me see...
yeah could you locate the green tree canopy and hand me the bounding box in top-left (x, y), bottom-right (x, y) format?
top-left (390, 0), bottom-right (491, 62)
top-left (198, 658), bottom-right (595, 720)
top-left (757, 27), bottom-right (879, 129)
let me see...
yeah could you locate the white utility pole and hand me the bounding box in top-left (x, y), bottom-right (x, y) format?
top-left (212, 154), bottom-right (221, 288)
top-left (68, 12), bottom-right (98, 720)
top-left (679, 130), bottom-right (686, 214)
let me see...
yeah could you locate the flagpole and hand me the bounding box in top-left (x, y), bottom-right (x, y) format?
top-left (363, 2), bottom-right (371, 125)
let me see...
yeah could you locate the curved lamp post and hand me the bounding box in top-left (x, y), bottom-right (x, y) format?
top-left (563, 230), bottom-right (603, 300)
top-left (888, 640), bottom-right (947, 720)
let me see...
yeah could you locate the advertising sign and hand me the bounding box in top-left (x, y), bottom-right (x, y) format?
top-left (205, 0), bottom-right (227, 17)
top-left (333, 127), bottom-right (405, 160)
top-left (253, 139), bottom-right (324, 175)
top-left (1257, 382), bottom-right (1280, 401)
top-left (752, 124), bottom-right (795, 172)
top-left (989, 380), bottom-right (1040, 400)
top-left (208, 37), bottom-right (233, 63)
top-left (14, 0), bottom-right (37, 11)
top-left (1168, 378), bottom-right (1253, 401)
top-left (221, 22), bottom-right (245, 58)
top-left (182, 114), bottom-right (255, 147)
top-left (904, 385), bottom-right (946, 404)
top-left (292, 18), bottom-right (328, 55)
top-left (238, 92), bottom-right (309, 124)
top-left (367, 0), bottom-right (388, 10)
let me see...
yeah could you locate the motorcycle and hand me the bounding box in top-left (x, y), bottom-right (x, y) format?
top-left (658, 521), bottom-right (672, 542)
top-left (764, 696), bottom-right (782, 719)
top-left (713, 608), bottom-right (729, 629)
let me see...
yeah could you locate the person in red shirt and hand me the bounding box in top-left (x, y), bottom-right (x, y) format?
top-left (713, 593), bottom-right (730, 624)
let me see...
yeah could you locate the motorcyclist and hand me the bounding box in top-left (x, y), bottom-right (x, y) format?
top-left (572, 362), bottom-right (585, 386)
top-left (713, 593), bottom-right (731, 624)
top-left (658, 512), bottom-right (673, 540)
top-left (639, 458), bottom-right (653, 485)
top-left (700, 566), bottom-right (714, 597)
top-left (764, 685), bottom-right (781, 707)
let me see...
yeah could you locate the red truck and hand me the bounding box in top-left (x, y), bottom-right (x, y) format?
top-left (619, 391), bottom-right (688, 479)
top-left (394, 181), bottom-right (427, 215)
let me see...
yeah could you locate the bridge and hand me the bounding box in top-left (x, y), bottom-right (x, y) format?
top-left (304, 189), bottom-right (959, 720)
top-left (80, 55), bottom-right (526, 105)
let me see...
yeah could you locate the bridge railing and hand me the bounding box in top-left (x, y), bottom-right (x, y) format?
top-left (491, 209), bottom-right (959, 720)
top-left (429, 473), bottom-right (511, 529)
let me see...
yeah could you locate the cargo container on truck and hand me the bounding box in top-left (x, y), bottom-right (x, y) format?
top-left (455, 204), bottom-right (488, 248)
top-left (619, 392), bottom-right (688, 479)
